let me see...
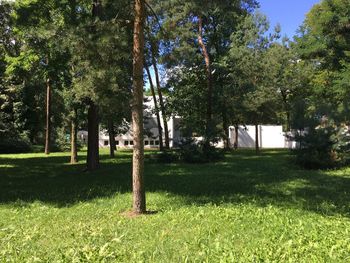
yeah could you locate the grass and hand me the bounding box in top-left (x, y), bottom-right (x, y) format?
top-left (0, 149), bottom-right (350, 262)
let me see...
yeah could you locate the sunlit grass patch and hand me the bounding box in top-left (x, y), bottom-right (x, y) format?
top-left (0, 149), bottom-right (349, 262)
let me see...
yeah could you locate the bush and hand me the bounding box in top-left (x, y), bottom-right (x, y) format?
top-left (178, 138), bottom-right (224, 163)
top-left (148, 150), bottom-right (179, 163)
top-left (55, 127), bottom-right (82, 152)
top-left (294, 125), bottom-right (350, 169)
top-left (0, 133), bottom-right (32, 153)
top-left (147, 139), bottom-right (225, 164)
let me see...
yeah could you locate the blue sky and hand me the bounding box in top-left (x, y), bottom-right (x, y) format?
top-left (258, 0), bottom-right (321, 38)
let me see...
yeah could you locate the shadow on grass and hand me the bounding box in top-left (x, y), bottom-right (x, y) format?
top-left (0, 150), bottom-right (349, 217)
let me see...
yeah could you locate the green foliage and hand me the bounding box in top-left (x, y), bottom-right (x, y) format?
top-left (295, 125), bottom-right (350, 169)
top-left (1, 0), bottom-right (133, 152)
top-left (0, 123), bottom-right (32, 153)
top-left (0, 135), bottom-right (32, 154)
top-left (161, 0), bottom-right (259, 143)
top-left (295, 0), bottom-right (350, 124)
top-left (1, 149), bottom-right (350, 261)
top-left (178, 138), bottom-right (224, 163)
top-left (54, 126), bottom-right (82, 152)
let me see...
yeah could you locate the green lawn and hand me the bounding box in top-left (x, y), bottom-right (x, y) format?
top-left (0, 149), bottom-right (350, 262)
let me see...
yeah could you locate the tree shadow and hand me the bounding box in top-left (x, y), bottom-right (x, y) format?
top-left (0, 150), bottom-right (349, 217)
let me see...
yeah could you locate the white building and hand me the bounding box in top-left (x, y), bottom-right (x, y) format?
top-left (98, 96), bottom-right (182, 149)
top-left (80, 97), bottom-right (295, 149)
top-left (227, 125), bottom-right (295, 149)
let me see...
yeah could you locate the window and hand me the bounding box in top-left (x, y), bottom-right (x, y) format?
top-left (116, 141), bottom-right (119, 146)
top-left (124, 141), bottom-right (129, 146)
top-left (129, 141), bottom-right (134, 145)
top-left (144, 140), bottom-right (149, 146)
top-left (104, 140), bottom-right (109, 146)
top-left (150, 141), bottom-right (154, 146)
top-left (155, 140), bottom-right (159, 145)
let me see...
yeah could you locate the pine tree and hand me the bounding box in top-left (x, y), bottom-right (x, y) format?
top-left (132, 0), bottom-right (146, 214)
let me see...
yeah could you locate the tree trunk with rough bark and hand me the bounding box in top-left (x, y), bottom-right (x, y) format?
top-left (86, 0), bottom-right (101, 171)
top-left (145, 66), bottom-right (163, 151)
top-left (44, 76), bottom-right (51, 155)
top-left (108, 118), bottom-right (116, 158)
top-left (70, 108), bottom-right (78, 164)
top-left (198, 16), bottom-right (213, 145)
top-left (255, 124), bottom-right (259, 154)
top-left (132, 0), bottom-right (146, 214)
top-left (234, 124), bottom-right (239, 150)
top-left (87, 102), bottom-right (99, 170)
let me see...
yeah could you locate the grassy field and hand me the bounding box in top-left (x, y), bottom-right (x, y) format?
top-left (0, 149), bottom-right (350, 262)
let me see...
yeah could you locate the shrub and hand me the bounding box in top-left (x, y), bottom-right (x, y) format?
top-left (148, 150), bottom-right (179, 163)
top-left (55, 127), bottom-right (82, 152)
top-left (0, 132), bottom-right (32, 153)
top-left (294, 125), bottom-right (350, 169)
top-left (178, 138), bottom-right (224, 163)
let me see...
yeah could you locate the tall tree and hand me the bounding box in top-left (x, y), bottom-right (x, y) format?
top-left (44, 71), bottom-right (51, 154)
top-left (85, 0), bottom-right (102, 171)
top-left (227, 13), bottom-right (281, 153)
top-left (296, 0), bottom-right (350, 124)
top-left (132, 0), bottom-right (146, 214)
top-left (159, 0), bottom-right (258, 147)
top-left (145, 12), bottom-right (170, 149)
top-left (150, 44), bottom-right (170, 149)
top-left (145, 65), bottom-right (163, 151)
top-left (70, 108), bottom-right (78, 163)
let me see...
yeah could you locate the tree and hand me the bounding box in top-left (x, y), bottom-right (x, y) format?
top-left (144, 10), bottom-right (170, 149)
top-left (296, 0), bottom-right (350, 124)
top-left (132, 0), bottom-right (146, 214)
top-left (160, 0), bottom-right (258, 148)
top-left (145, 65), bottom-right (163, 151)
top-left (226, 13), bottom-right (283, 153)
top-left (6, 0), bottom-right (72, 154)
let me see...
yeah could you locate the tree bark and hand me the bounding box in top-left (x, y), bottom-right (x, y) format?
top-left (145, 65), bottom-right (163, 151)
top-left (198, 16), bottom-right (213, 143)
top-left (44, 76), bottom-right (51, 155)
top-left (132, 0), bottom-right (146, 214)
top-left (85, 0), bottom-right (101, 171)
top-left (222, 108), bottom-right (230, 150)
top-left (108, 118), bottom-right (116, 158)
top-left (280, 89), bottom-right (290, 131)
top-left (234, 124), bottom-right (239, 150)
top-left (255, 124), bottom-right (259, 154)
top-left (70, 108), bottom-right (78, 164)
top-left (87, 102), bottom-right (100, 171)
top-left (150, 44), bottom-right (169, 149)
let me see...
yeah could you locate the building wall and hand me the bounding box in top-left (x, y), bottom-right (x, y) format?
top-left (229, 125), bottom-right (294, 149)
top-left (98, 115), bottom-right (181, 149)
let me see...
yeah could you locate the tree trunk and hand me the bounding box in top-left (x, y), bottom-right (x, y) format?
top-left (222, 108), bottom-right (230, 150)
top-left (151, 44), bottom-right (169, 149)
top-left (132, 0), bottom-right (146, 214)
top-left (234, 124), bottom-right (239, 150)
top-left (108, 118), bottom-right (116, 158)
top-left (280, 89), bottom-right (290, 131)
top-left (198, 16), bottom-right (213, 143)
top-left (145, 66), bottom-right (163, 151)
top-left (286, 111), bottom-right (291, 131)
top-left (255, 124), bottom-right (259, 154)
top-left (85, 0), bottom-right (101, 171)
top-left (44, 76), bottom-right (51, 155)
top-left (86, 102), bottom-right (99, 171)
top-left (70, 108), bottom-right (78, 164)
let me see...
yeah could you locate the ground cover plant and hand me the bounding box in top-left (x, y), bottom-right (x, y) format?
top-left (0, 149), bottom-right (350, 262)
